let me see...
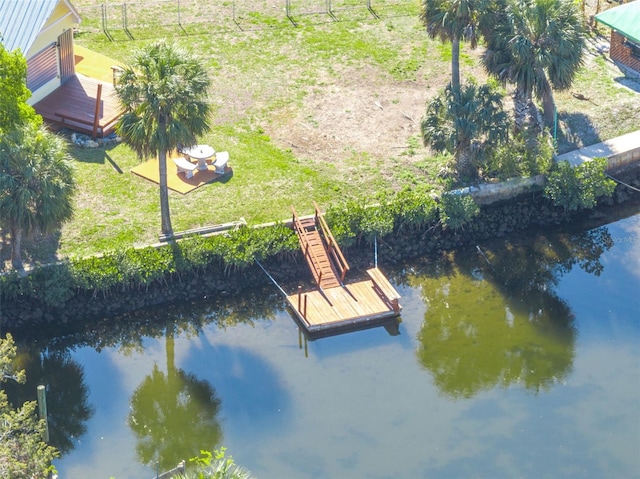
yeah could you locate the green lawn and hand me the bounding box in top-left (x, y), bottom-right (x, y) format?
top-left (18, 0), bottom-right (640, 264)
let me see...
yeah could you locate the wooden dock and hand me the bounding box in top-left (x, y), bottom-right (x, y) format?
top-left (287, 204), bottom-right (401, 339)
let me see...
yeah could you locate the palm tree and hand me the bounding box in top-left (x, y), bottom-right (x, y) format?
top-left (482, 0), bottom-right (585, 131)
top-left (116, 41), bottom-right (211, 238)
top-left (421, 81), bottom-right (509, 179)
top-left (420, 0), bottom-right (485, 93)
top-left (0, 122), bottom-right (75, 269)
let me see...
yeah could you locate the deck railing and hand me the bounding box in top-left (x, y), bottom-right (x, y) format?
top-left (291, 207), bottom-right (325, 287)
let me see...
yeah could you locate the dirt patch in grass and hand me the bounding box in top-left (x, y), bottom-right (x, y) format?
top-left (269, 65), bottom-right (431, 170)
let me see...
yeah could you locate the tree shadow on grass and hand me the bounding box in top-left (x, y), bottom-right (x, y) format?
top-left (614, 75), bottom-right (640, 93)
top-left (0, 230), bottom-right (63, 271)
top-left (54, 126), bottom-right (125, 174)
top-left (555, 111), bottom-right (603, 155)
top-left (68, 140), bottom-right (123, 170)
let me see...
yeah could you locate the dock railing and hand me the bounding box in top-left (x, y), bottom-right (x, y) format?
top-left (366, 267), bottom-right (401, 314)
top-left (313, 202), bottom-right (350, 283)
top-left (292, 206), bottom-right (324, 287)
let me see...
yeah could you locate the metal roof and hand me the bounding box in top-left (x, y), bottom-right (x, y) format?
top-left (0, 0), bottom-right (81, 56)
top-left (595, 1), bottom-right (640, 44)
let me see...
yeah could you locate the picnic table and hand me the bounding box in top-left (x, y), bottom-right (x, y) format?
top-left (180, 145), bottom-right (214, 171)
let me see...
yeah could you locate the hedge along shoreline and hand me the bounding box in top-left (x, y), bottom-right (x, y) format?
top-left (1, 169), bottom-right (639, 333)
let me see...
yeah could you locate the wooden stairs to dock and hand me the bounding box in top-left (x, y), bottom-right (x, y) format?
top-left (291, 203), bottom-right (350, 290)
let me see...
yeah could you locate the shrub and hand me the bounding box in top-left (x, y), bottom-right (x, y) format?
top-left (391, 186), bottom-right (438, 231)
top-left (68, 254), bottom-right (125, 297)
top-left (325, 197), bottom-right (394, 245)
top-left (0, 223), bottom-right (299, 307)
top-left (179, 235), bottom-right (221, 272)
top-left (486, 131), bottom-right (554, 180)
top-left (358, 195), bottom-right (395, 244)
top-left (0, 170), bottom-right (614, 313)
top-left (544, 158), bottom-right (615, 211)
top-left (324, 199), bottom-right (364, 247)
top-left (0, 187), bottom-right (480, 311)
top-left (28, 263), bottom-right (75, 305)
top-left (0, 271), bottom-right (24, 302)
top-left (179, 448), bottom-right (253, 479)
top-left (438, 193), bottom-right (479, 230)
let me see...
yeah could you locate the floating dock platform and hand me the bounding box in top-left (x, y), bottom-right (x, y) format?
top-left (286, 267), bottom-right (401, 339)
top-left (288, 203), bottom-right (401, 339)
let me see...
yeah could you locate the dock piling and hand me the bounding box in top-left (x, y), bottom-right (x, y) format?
top-left (303, 294), bottom-right (308, 319)
top-left (37, 385), bottom-right (50, 443)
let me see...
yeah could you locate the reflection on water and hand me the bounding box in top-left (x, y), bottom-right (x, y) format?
top-left (5, 347), bottom-right (93, 455)
top-left (410, 226), bottom-right (613, 398)
top-left (128, 325), bottom-right (222, 471)
top-left (8, 208), bottom-right (640, 478)
top-left (413, 261), bottom-right (576, 397)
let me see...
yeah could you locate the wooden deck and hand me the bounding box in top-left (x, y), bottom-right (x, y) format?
top-left (288, 203), bottom-right (401, 339)
top-left (34, 73), bottom-right (121, 138)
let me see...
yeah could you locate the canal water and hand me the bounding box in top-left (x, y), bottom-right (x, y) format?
top-left (8, 205), bottom-right (640, 479)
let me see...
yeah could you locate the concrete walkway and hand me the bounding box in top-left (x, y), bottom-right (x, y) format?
top-left (455, 130), bottom-right (640, 205)
top-left (555, 130), bottom-right (640, 172)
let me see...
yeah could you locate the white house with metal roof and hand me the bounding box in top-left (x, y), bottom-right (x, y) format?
top-left (0, 0), bottom-right (81, 104)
